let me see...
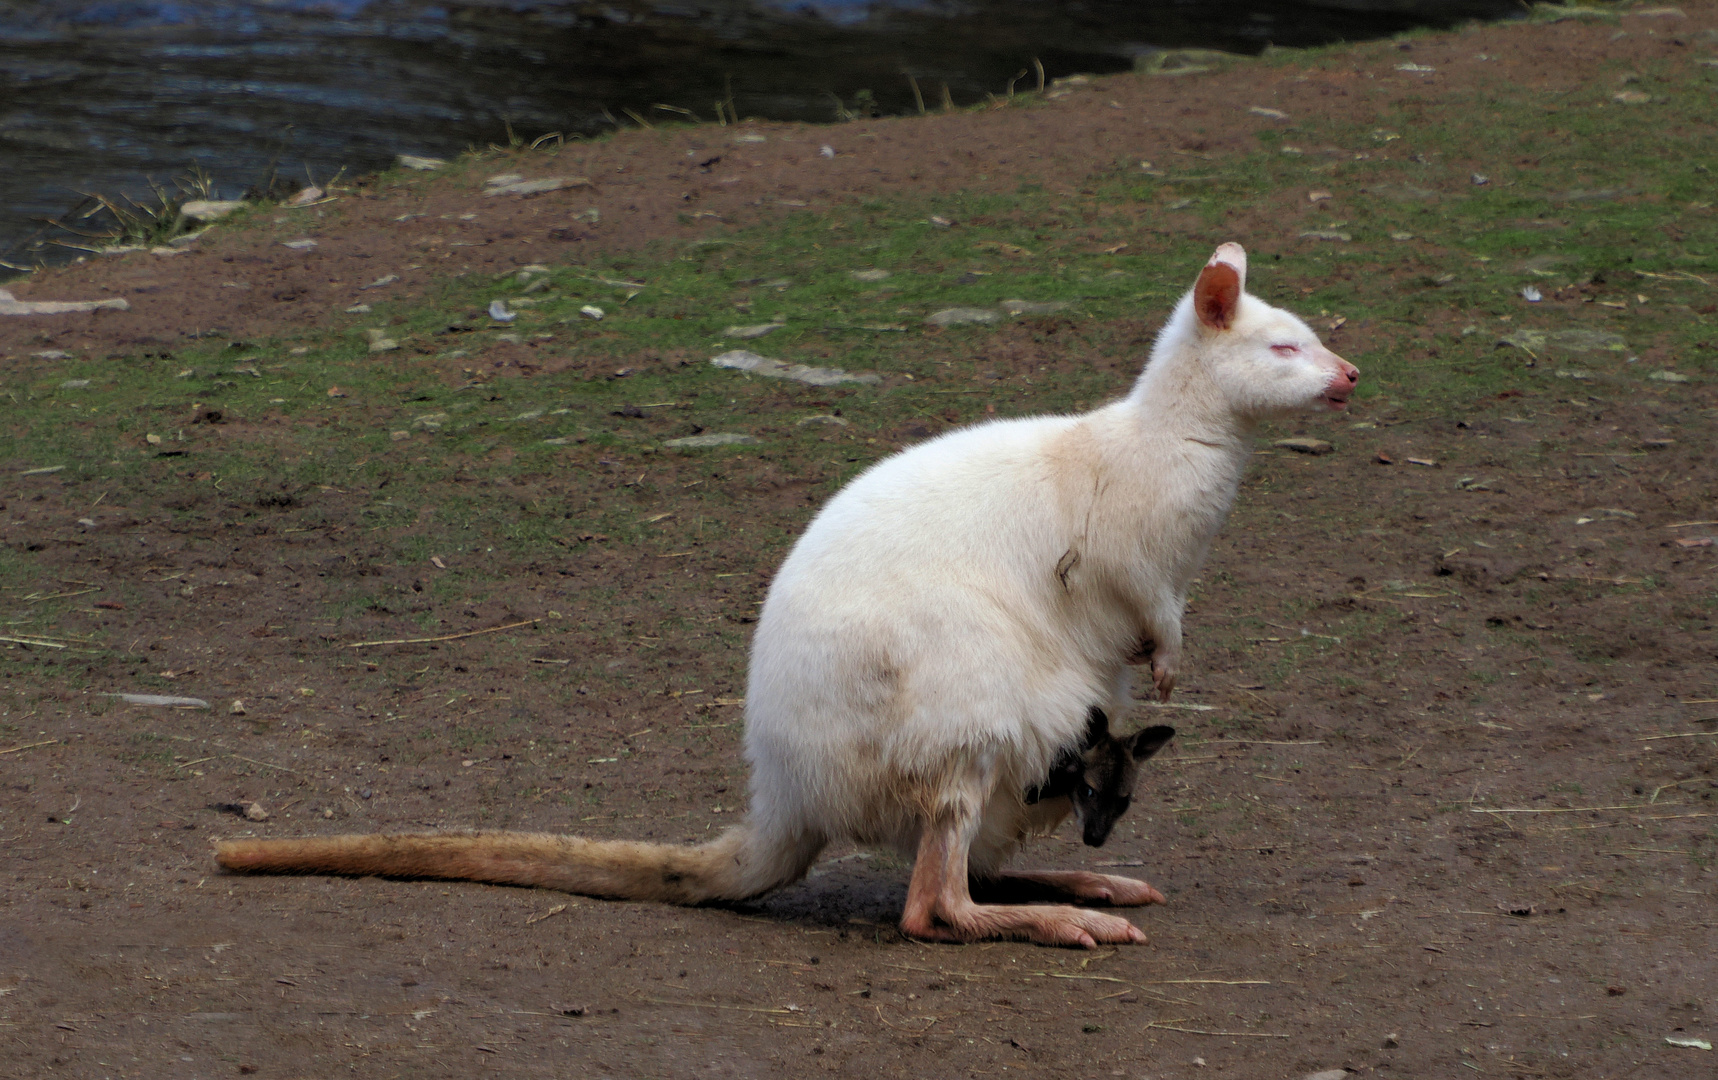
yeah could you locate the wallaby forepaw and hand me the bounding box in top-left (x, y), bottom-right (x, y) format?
top-left (1152, 665), bottom-right (1176, 702)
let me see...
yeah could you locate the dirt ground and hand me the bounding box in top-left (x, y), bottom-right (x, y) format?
top-left (3, 6), bottom-right (1717, 1079)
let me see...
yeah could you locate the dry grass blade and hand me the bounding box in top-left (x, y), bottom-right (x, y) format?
top-left (0, 739), bottom-right (59, 756)
top-left (345, 618), bottom-right (542, 648)
top-left (1146, 1023), bottom-right (1289, 1038)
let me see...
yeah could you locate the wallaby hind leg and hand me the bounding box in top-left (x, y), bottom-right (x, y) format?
top-left (901, 809), bottom-right (1147, 949)
top-left (979, 869), bottom-right (1165, 907)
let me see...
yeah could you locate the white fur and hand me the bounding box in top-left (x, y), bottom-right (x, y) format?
top-left (741, 242), bottom-right (1356, 883)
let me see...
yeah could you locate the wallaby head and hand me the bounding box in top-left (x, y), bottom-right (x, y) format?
top-left (1145, 242), bottom-right (1360, 423)
top-left (1027, 707), bottom-right (1175, 848)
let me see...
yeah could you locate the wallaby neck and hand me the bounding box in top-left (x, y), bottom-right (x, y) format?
top-left (1123, 345), bottom-right (1256, 452)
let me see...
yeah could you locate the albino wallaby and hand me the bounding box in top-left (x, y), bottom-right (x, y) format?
top-left (217, 242), bottom-right (1357, 949)
top-left (1025, 707), bottom-right (1175, 848)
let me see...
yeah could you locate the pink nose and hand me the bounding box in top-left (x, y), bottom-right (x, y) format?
top-left (1324, 358), bottom-right (1359, 406)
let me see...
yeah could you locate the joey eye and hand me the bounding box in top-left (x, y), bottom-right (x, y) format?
top-left (1270, 344), bottom-right (1300, 355)
top-left (1081, 785), bottom-right (1096, 799)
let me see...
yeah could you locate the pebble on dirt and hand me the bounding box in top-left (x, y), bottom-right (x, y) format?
top-left (0, 288), bottom-right (131, 316)
top-left (488, 299), bottom-right (516, 323)
top-left (396, 154), bottom-right (447, 171)
top-left (364, 329), bottom-right (400, 352)
top-left (710, 349), bottom-right (879, 387)
top-left (664, 433), bottom-right (759, 449)
top-left (1274, 437), bottom-right (1334, 454)
top-left (106, 693), bottom-right (210, 709)
top-left (999, 300), bottom-right (1067, 316)
top-left (926, 307), bottom-right (1001, 327)
top-left (721, 322), bottom-right (784, 339)
top-left (180, 199), bottom-right (246, 222)
top-left (484, 175), bottom-right (592, 197)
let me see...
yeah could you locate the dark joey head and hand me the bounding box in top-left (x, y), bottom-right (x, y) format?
top-left (1071, 721), bottom-right (1175, 848)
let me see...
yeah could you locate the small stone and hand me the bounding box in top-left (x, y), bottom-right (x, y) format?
top-left (483, 176), bottom-right (592, 197)
top-left (1471, 173), bottom-right (1489, 185)
top-left (390, 430), bottom-right (410, 441)
top-left (0, 289), bottom-right (130, 316)
top-left (998, 299), bottom-right (1067, 316)
top-left (59, 378), bottom-right (89, 388)
top-left (1248, 106), bottom-right (1288, 120)
top-left (146, 433), bottom-right (163, 445)
top-left (180, 199), bottom-right (246, 222)
top-left (819, 145), bottom-right (836, 158)
top-left (664, 433), bottom-right (759, 449)
top-left (488, 299), bottom-right (516, 323)
top-left (722, 322), bottom-right (784, 340)
top-left (1612, 90), bottom-right (1652, 104)
top-left (344, 304), bottom-right (372, 314)
top-left (396, 154), bottom-right (447, 171)
top-left (580, 305), bottom-right (604, 320)
top-left (243, 802), bottom-right (269, 822)
top-left (35, 350), bottom-right (73, 360)
top-left (1304, 1071), bottom-right (1350, 1080)
top-left (326, 386), bottom-right (347, 398)
top-left (284, 186), bottom-right (324, 207)
top-left (360, 274), bottom-right (399, 290)
top-left (711, 349), bottom-right (879, 387)
top-left (363, 329), bottom-right (399, 352)
top-left (281, 239), bottom-right (317, 251)
top-left (1274, 437), bottom-right (1333, 455)
top-left (926, 307), bottom-right (1001, 327)
top-left (229, 699), bottom-right (247, 715)
top-left (797, 414), bottom-right (849, 427)
top-left (1381, 1033), bottom-right (1400, 1049)
top-left (851, 269), bottom-right (891, 283)
top-left (412, 413), bottom-right (448, 430)
top-left (1648, 370), bottom-right (1690, 383)
top-left (1299, 230), bottom-right (1351, 242)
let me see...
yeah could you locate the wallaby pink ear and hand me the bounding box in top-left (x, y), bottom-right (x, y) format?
top-left (1193, 260), bottom-right (1241, 331)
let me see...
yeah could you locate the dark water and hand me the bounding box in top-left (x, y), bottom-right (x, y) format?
top-left (0, 0), bottom-right (1520, 269)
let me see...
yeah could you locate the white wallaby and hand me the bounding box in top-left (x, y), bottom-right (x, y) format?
top-left (217, 242), bottom-right (1357, 948)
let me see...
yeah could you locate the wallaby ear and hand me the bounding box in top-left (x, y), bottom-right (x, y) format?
top-left (1082, 705), bottom-right (1109, 749)
top-left (1130, 725), bottom-right (1176, 761)
top-left (1193, 244), bottom-right (1246, 331)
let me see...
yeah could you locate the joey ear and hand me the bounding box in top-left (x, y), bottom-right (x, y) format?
top-left (1130, 725), bottom-right (1176, 761)
top-left (1082, 705), bottom-right (1109, 749)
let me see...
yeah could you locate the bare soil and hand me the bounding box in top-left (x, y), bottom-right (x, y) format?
top-left (3, 8), bottom-right (1717, 1079)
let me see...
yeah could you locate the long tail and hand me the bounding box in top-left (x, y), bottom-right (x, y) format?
top-left (215, 821), bottom-right (819, 904)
